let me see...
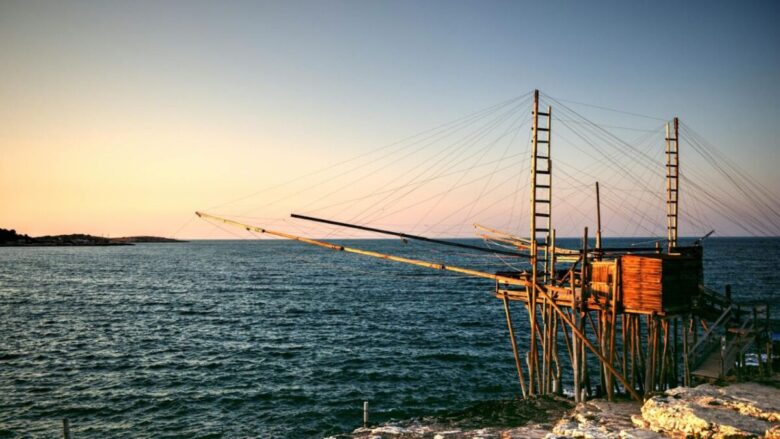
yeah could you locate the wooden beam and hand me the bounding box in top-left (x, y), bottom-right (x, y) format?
top-left (291, 213), bottom-right (529, 258)
top-left (533, 283), bottom-right (642, 401)
top-left (196, 211), bottom-right (528, 285)
top-left (502, 292), bottom-right (528, 398)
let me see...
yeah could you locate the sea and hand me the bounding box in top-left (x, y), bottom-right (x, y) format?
top-left (1, 237), bottom-right (779, 438)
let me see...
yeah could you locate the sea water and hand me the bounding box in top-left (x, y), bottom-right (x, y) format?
top-left (1, 238), bottom-right (778, 437)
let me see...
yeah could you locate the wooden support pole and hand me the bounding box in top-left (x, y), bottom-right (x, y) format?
top-left (644, 316), bottom-right (652, 393)
top-left (524, 302), bottom-right (543, 393)
top-left (595, 181), bottom-right (602, 259)
top-left (630, 316), bottom-right (638, 393)
top-left (542, 303), bottom-right (549, 395)
top-left (638, 315), bottom-right (645, 393)
top-left (581, 227), bottom-right (589, 399)
top-left (545, 306), bottom-right (551, 394)
top-left (767, 304), bottom-right (773, 376)
top-left (673, 317), bottom-right (679, 387)
top-left (62, 419), bottom-right (71, 439)
top-left (528, 89), bottom-right (540, 396)
top-left (599, 310), bottom-right (607, 397)
top-left (607, 263), bottom-right (618, 399)
top-left (583, 312), bottom-right (592, 398)
top-left (502, 292), bottom-right (528, 398)
top-left (549, 304), bottom-right (555, 394)
top-left (551, 229), bottom-right (557, 285)
top-left (560, 309), bottom-right (574, 365)
top-left (650, 315), bottom-right (659, 392)
top-left (649, 315), bottom-right (655, 393)
top-left (630, 315), bottom-right (638, 392)
top-left (683, 314), bottom-right (690, 387)
top-left (546, 229), bottom-right (557, 396)
top-left (659, 319), bottom-right (669, 390)
top-left (623, 314), bottom-right (631, 393)
top-left (534, 283), bottom-right (642, 401)
top-left (552, 306), bottom-right (562, 395)
top-left (572, 297), bottom-right (581, 401)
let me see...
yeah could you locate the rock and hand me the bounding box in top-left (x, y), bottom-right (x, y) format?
top-left (639, 383), bottom-right (780, 438)
top-left (545, 399), bottom-right (664, 439)
top-left (348, 383), bottom-right (780, 438)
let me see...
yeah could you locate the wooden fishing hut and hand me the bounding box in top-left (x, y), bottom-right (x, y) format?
top-left (196, 89), bottom-right (772, 403)
top-left (489, 93), bottom-right (769, 402)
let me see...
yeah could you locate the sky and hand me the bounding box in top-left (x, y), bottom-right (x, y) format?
top-left (1, 0), bottom-right (779, 238)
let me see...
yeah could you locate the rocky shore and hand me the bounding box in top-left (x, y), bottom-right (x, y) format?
top-left (349, 381), bottom-right (780, 439)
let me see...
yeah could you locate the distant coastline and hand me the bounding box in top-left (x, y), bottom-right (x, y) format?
top-left (0, 228), bottom-right (185, 246)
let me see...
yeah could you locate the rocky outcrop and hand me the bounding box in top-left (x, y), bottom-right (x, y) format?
top-left (347, 383), bottom-right (780, 439)
top-left (634, 383), bottom-right (780, 438)
top-left (546, 399), bottom-right (664, 439)
top-left (348, 396), bottom-right (572, 438)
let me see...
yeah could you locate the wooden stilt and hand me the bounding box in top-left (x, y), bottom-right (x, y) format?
top-left (644, 315), bottom-right (655, 394)
top-left (659, 319), bottom-right (669, 390)
top-left (671, 319), bottom-right (677, 387)
top-left (605, 303), bottom-right (615, 396)
top-left (634, 315), bottom-right (645, 394)
top-left (573, 308), bottom-right (581, 403)
top-left (608, 264), bottom-right (618, 397)
top-left (542, 300), bottom-right (549, 395)
top-left (560, 310), bottom-right (574, 364)
top-left (552, 306), bottom-right (562, 395)
top-left (581, 227), bottom-right (589, 399)
top-left (533, 283), bottom-right (642, 401)
top-left (629, 315), bottom-right (637, 391)
top-left (599, 310), bottom-right (607, 397)
top-left (622, 313), bottom-right (628, 383)
top-left (683, 314), bottom-right (690, 387)
top-left (502, 292), bottom-right (528, 398)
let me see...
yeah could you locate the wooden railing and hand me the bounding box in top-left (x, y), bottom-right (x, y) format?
top-left (688, 304), bottom-right (733, 371)
top-left (719, 304), bottom-right (769, 377)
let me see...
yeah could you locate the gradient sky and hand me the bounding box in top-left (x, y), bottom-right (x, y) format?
top-left (2, 1), bottom-right (779, 238)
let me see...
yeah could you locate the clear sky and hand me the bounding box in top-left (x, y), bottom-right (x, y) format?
top-left (1, 0), bottom-right (778, 238)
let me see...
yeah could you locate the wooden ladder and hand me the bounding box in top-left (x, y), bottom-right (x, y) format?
top-left (526, 89), bottom-right (554, 396)
top-left (666, 117), bottom-right (679, 251)
top-left (530, 89), bottom-right (553, 281)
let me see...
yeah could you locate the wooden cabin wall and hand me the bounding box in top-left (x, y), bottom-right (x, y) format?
top-left (620, 254), bottom-right (700, 314)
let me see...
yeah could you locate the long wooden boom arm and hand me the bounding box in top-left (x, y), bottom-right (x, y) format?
top-left (195, 212), bottom-right (526, 286)
top-left (290, 213), bottom-right (529, 258)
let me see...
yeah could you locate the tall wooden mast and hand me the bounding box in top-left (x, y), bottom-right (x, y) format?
top-left (529, 89), bottom-right (553, 394)
top-left (666, 117), bottom-right (679, 251)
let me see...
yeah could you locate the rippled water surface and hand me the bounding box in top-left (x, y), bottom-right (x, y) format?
top-left (1, 238), bottom-right (779, 437)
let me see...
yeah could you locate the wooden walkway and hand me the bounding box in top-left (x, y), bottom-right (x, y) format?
top-left (690, 307), bottom-right (766, 380)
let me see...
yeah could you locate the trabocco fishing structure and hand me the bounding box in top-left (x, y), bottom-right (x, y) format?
top-left (196, 90), bottom-right (775, 402)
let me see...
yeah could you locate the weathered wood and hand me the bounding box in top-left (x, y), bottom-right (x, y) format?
top-left (683, 314), bottom-right (690, 386)
top-left (595, 181), bottom-right (602, 258)
top-left (502, 292), bottom-right (528, 398)
top-left (673, 317), bottom-right (679, 386)
top-left (196, 212), bottom-right (529, 285)
top-left (659, 319), bottom-right (669, 390)
top-left (607, 266), bottom-right (618, 400)
top-left (666, 118), bottom-right (680, 251)
top-left (62, 419), bottom-right (71, 439)
top-left (533, 283), bottom-right (642, 401)
top-left (560, 309), bottom-right (574, 367)
top-left (528, 89), bottom-right (540, 396)
top-left (620, 254), bottom-right (700, 314)
top-left (291, 213), bottom-right (529, 258)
